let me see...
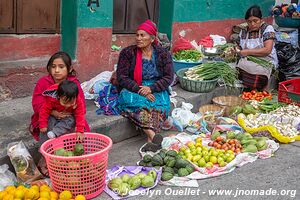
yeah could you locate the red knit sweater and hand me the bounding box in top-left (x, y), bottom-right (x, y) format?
top-left (39, 84), bottom-right (86, 133)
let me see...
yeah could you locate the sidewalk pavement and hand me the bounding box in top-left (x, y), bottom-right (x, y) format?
top-left (0, 85), bottom-right (299, 200)
top-left (96, 134), bottom-right (300, 200)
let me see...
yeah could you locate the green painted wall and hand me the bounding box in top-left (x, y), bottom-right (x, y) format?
top-left (173, 0), bottom-right (274, 22)
top-left (61, 0), bottom-right (78, 59)
top-left (158, 0), bottom-right (175, 40)
top-left (77, 0), bottom-right (113, 28)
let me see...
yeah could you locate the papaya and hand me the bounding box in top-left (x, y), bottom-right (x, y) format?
top-left (242, 144), bottom-right (258, 153)
top-left (211, 131), bottom-right (220, 141)
top-left (236, 134), bottom-right (244, 141)
top-left (257, 143), bottom-right (268, 151)
top-left (242, 139), bottom-right (257, 146)
top-left (226, 131), bottom-right (235, 139)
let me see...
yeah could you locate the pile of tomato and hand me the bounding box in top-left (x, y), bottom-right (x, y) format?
top-left (208, 136), bottom-right (243, 154)
top-left (241, 90), bottom-right (272, 101)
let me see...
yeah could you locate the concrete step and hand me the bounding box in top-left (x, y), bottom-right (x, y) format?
top-left (0, 85), bottom-right (238, 171)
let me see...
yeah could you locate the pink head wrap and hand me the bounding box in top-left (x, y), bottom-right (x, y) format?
top-left (137, 19), bottom-right (158, 45)
top-left (134, 20), bottom-right (158, 86)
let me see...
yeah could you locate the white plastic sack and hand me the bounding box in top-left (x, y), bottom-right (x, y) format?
top-left (171, 102), bottom-right (201, 127)
top-left (81, 71), bottom-right (113, 99)
top-left (210, 34), bottom-right (227, 46)
top-left (0, 164), bottom-right (17, 190)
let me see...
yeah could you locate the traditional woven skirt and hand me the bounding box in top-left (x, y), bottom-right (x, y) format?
top-left (118, 80), bottom-right (170, 132)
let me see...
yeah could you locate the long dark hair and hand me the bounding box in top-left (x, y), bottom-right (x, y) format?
top-left (245, 5), bottom-right (262, 19)
top-left (46, 51), bottom-right (76, 75)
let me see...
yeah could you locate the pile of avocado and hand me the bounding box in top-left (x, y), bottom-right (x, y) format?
top-left (138, 149), bottom-right (194, 181)
top-left (108, 170), bottom-right (157, 196)
top-left (53, 143), bottom-right (84, 157)
top-left (232, 132), bottom-right (268, 153)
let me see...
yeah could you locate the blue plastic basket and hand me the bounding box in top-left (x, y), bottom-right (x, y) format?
top-left (173, 59), bottom-right (202, 73)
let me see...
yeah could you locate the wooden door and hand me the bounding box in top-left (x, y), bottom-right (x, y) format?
top-left (0, 0), bottom-right (16, 33)
top-left (17, 0), bottom-right (60, 33)
top-left (113, 0), bottom-right (159, 33)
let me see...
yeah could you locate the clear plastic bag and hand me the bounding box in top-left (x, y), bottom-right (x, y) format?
top-left (7, 141), bottom-right (42, 183)
top-left (0, 164), bottom-right (17, 190)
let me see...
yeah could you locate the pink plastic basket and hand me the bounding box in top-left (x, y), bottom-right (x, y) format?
top-left (40, 133), bottom-right (112, 199)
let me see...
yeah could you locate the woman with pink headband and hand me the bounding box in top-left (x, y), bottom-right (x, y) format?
top-left (117, 20), bottom-right (173, 151)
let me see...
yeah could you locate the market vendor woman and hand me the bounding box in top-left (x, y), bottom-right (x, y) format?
top-left (237, 5), bottom-right (278, 90)
top-left (117, 20), bottom-right (173, 151)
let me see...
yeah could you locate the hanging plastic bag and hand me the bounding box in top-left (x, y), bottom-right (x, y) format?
top-left (0, 164), bottom-right (17, 190)
top-left (7, 141), bottom-right (42, 183)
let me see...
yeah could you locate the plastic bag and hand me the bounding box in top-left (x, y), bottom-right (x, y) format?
top-left (0, 164), bottom-right (17, 190)
top-left (275, 42), bottom-right (300, 80)
top-left (237, 114), bottom-right (300, 143)
top-left (7, 141), bottom-right (42, 183)
top-left (275, 29), bottom-right (298, 48)
top-left (171, 102), bottom-right (200, 127)
top-left (210, 34), bottom-right (227, 46)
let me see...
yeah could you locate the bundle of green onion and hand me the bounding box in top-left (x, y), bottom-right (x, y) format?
top-left (247, 56), bottom-right (274, 68)
top-left (184, 62), bottom-right (238, 86)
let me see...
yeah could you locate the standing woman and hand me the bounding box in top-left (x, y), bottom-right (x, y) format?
top-left (117, 20), bottom-right (173, 151)
top-left (237, 5), bottom-right (278, 90)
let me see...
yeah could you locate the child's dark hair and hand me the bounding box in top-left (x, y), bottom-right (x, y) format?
top-left (57, 80), bottom-right (79, 102)
top-left (245, 5), bottom-right (262, 19)
top-left (47, 51), bottom-right (76, 75)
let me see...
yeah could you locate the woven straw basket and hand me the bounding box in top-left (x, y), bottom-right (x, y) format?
top-left (198, 104), bottom-right (224, 117)
top-left (212, 95), bottom-right (245, 116)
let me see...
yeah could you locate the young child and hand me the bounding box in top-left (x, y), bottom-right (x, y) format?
top-left (39, 80), bottom-right (85, 141)
top-left (30, 51), bottom-right (90, 142)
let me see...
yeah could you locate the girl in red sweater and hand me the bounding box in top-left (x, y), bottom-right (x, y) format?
top-left (30, 51), bottom-right (90, 142)
top-left (39, 80), bottom-right (85, 142)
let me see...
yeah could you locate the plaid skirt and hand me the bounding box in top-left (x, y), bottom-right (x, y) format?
top-left (123, 108), bottom-right (167, 133)
top-left (238, 68), bottom-right (268, 90)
